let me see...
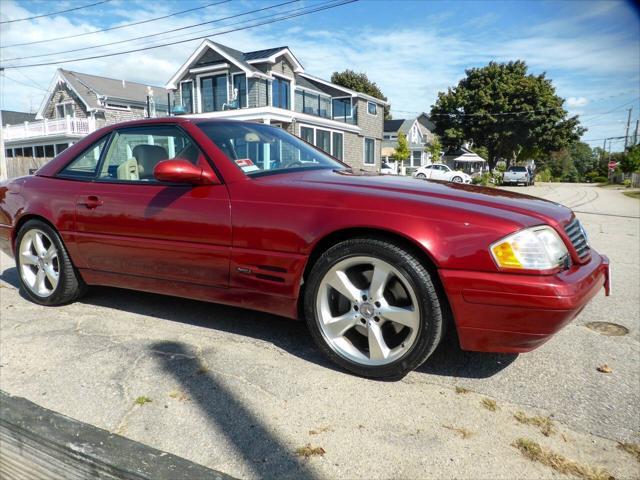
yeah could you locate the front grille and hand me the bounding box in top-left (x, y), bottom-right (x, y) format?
top-left (564, 218), bottom-right (590, 260)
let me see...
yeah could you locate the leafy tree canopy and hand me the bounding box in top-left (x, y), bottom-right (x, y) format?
top-left (429, 61), bottom-right (585, 169)
top-left (331, 69), bottom-right (391, 119)
top-left (426, 136), bottom-right (442, 163)
top-left (394, 132), bottom-right (410, 162)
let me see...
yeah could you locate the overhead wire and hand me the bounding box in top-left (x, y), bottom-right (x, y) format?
top-left (0, 0), bottom-right (358, 70)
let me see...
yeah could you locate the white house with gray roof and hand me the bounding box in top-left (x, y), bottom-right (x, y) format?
top-left (382, 115), bottom-right (437, 174)
top-left (2, 68), bottom-right (166, 164)
top-left (165, 39), bottom-right (387, 171)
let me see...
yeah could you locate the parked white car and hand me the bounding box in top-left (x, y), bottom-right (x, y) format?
top-left (413, 164), bottom-right (472, 183)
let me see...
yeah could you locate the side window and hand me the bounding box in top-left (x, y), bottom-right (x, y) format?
top-left (98, 126), bottom-right (201, 182)
top-left (58, 136), bottom-right (108, 179)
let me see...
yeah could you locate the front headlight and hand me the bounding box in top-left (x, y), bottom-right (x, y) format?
top-left (490, 226), bottom-right (568, 270)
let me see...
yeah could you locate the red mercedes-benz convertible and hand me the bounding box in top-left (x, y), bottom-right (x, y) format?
top-left (0, 118), bottom-right (610, 379)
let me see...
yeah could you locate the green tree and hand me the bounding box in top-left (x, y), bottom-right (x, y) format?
top-left (426, 136), bottom-right (442, 163)
top-left (620, 145), bottom-right (640, 173)
top-left (394, 132), bottom-right (410, 171)
top-left (568, 142), bottom-right (598, 179)
top-left (331, 69), bottom-right (391, 120)
top-left (429, 61), bottom-right (584, 170)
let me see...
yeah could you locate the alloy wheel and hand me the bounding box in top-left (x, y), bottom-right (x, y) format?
top-left (315, 256), bottom-right (421, 366)
top-left (19, 229), bottom-right (60, 297)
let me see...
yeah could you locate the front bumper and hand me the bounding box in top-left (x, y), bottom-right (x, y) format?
top-left (439, 251), bottom-right (610, 353)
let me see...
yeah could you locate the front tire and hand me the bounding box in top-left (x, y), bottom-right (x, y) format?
top-left (452, 176), bottom-right (463, 183)
top-left (416, 173), bottom-right (426, 179)
top-left (15, 220), bottom-right (86, 306)
top-left (304, 238), bottom-right (443, 380)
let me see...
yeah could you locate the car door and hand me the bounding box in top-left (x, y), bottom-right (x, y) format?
top-left (430, 165), bottom-right (447, 180)
top-left (73, 125), bottom-right (231, 288)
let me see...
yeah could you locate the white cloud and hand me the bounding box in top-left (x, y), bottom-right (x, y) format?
top-left (0, 0), bottom-right (637, 148)
top-left (566, 97), bottom-right (589, 108)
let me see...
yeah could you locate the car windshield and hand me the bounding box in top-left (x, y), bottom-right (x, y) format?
top-left (508, 166), bottom-right (527, 172)
top-left (197, 121), bottom-right (345, 176)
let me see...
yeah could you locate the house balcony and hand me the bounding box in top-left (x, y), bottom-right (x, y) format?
top-left (2, 117), bottom-right (96, 144)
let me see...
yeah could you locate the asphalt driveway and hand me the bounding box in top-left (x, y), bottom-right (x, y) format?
top-left (1, 183), bottom-right (638, 479)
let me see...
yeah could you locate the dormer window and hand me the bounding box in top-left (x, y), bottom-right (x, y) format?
top-left (272, 76), bottom-right (290, 109)
top-left (55, 102), bottom-right (75, 118)
top-left (367, 101), bottom-right (377, 115)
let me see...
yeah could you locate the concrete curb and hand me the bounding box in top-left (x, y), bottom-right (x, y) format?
top-left (0, 390), bottom-right (235, 480)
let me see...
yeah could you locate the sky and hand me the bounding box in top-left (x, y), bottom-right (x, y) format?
top-left (0, 0), bottom-right (639, 151)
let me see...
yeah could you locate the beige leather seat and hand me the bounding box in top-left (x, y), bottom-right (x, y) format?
top-left (116, 158), bottom-right (139, 180)
top-left (132, 144), bottom-right (168, 180)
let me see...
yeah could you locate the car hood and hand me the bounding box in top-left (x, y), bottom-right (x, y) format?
top-left (292, 168), bottom-right (572, 226)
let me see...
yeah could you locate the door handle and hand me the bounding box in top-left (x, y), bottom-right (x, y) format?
top-left (80, 195), bottom-right (103, 209)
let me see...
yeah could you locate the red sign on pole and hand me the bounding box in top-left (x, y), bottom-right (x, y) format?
top-left (608, 161), bottom-right (617, 169)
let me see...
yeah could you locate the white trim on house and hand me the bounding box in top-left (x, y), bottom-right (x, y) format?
top-left (230, 72), bottom-right (248, 109)
top-left (36, 69), bottom-right (93, 119)
top-left (188, 63), bottom-right (230, 74)
top-left (246, 48), bottom-right (304, 73)
top-left (105, 102), bottom-right (131, 111)
top-left (185, 106), bottom-right (362, 134)
top-left (363, 137), bottom-right (376, 165)
top-left (367, 101), bottom-right (378, 116)
top-left (298, 122), bottom-right (345, 160)
top-left (166, 39), bottom-right (269, 89)
top-left (271, 72), bottom-right (293, 111)
top-left (179, 80), bottom-right (194, 113)
top-left (298, 73), bottom-right (389, 106)
top-left (194, 71), bottom-right (229, 114)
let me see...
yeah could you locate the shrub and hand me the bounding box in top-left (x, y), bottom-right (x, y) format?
top-left (585, 171), bottom-right (599, 183)
top-left (623, 179), bottom-right (632, 188)
top-left (593, 176), bottom-right (608, 183)
top-left (536, 168), bottom-right (553, 182)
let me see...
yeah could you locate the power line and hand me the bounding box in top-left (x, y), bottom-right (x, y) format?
top-left (1, 0), bottom-right (357, 70)
top-left (0, 0), bottom-right (111, 24)
top-left (1, 73), bottom-right (48, 92)
top-left (390, 97), bottom-right (640, 118)
top-left (0, 0), bottom-right (232, 49)
top-left (2, 0), bottom-right (300, 62)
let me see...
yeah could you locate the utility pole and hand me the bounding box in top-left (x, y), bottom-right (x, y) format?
top-left (624, 108), bottom-right (632, 150)
top-left (0, 67), bottom-right (6, 181)
top-left (634, 119), bottom-right (639, 146)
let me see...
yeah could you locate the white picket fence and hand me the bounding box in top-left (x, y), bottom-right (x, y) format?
top-left (3, 117), bottom-right (95, 141)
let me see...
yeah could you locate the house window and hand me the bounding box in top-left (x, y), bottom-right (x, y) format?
top-left (272, 76), bottom-right (290, 109)
top-left (232, 73), bottom-right (247, 108)
top-left (55, 103), bottom-right (75, 118)
top-left (411, 150), bottom-right (422, 167)
top-left (35, 146), bottom-right (45, 158)
top-left (45, 145), bottom-right (55, 157)
top-left (200, 74), bottom-right (227, 112)
top-left (332, 132), bottom-right (343, 160)
top-left (300, 126), bottom-right (314, 144)
top-left (364, 138), bottom-right (375, 165)
top-left (180, 81), bottom-right (193, 113)
top-left (106, 103), bottom-right (130, 110)
top-left (5, 149), bottom-right (13, 158)
top-left (316, 129), bottom-right (331, 154)
top-left (55, 143), bottom-right (69, 154)
top-left (332, 98), bottom-right (352, 120)
top-left (367, 102), bottom-right (377, 115)
top-left (23, 146), bottom-right (33, 158)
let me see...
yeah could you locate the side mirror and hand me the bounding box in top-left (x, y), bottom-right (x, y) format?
top-left (153, 159), bottom-right (220, 185)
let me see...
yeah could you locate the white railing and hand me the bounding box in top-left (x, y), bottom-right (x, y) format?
top-left (2, 116), bottom-right (96, 141)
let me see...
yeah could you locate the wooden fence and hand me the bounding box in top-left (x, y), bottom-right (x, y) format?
top-left (5, 156), bottom-right (52, 179)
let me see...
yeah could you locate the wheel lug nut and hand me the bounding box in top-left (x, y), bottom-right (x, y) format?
top-left (374, 316), bottom-right (380, 322)
top-left (360, 318), bottom-right (366, 324)
top-left (374, 301), bottom-right (381, 308)
top-left (362, 295), bottom-right (367, 301)
top-left (353, 305), bottom-right (359, 311)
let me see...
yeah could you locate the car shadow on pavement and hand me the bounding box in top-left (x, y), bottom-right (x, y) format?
top-left (1, 266), bottom-right (517, 379)
top-left (149, 340), bottom-right (320, 480)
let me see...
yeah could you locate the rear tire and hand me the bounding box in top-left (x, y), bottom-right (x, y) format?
top-left (15, 219), bottom-right (86, 306)
top-left (452, 176), bottom-right (463, 183)
top-left (303, 238), bottom-right (443, 380)
top-left (416, 173), bottom-right (426, 179)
